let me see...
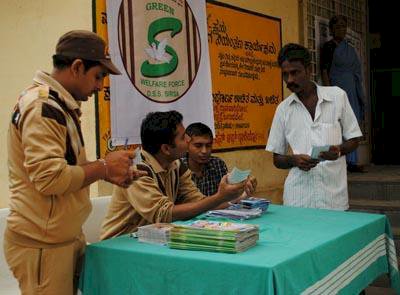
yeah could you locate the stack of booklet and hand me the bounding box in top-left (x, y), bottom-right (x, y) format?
top-left (240, 197), bottom-right (270, 212)
top-left (206, 197), bottom-right (271, 220)
top-left (168, 220), bottom-right (259, 253)
top-left (205, 207), bottom-right (263, 220)
top-left (136, 223), bottom-right (173, 245)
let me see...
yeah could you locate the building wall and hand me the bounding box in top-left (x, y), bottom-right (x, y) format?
top-left (212, 0), bottom-right (299, 204)
top-left (0, 0), bottom-right (299, 208)
top-left (0, 0), bottom-right (96, 208)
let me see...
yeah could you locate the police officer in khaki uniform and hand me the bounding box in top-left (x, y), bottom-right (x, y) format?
top-left (4, 30), bottom-right (145, 295)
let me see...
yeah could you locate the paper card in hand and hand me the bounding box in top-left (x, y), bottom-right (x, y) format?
top-left (228, 167), bottom-right (251, 184)
top-left (133, 147), bottom-right (142, 165)
top-left (311, 145), bottom-right (330, 161)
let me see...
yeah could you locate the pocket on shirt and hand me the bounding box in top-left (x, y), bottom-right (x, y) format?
top-left (315, 122), bottom-right (342, 146)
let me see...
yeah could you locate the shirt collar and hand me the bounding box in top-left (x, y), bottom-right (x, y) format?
top-left (287, 83), bottom-right (333, 105)
top-left (141, 149), bottom-right (178, 174)
top-left (33, 70), bottom-right (81, 113)
top-left (183, 153), bottom-right (215, 174)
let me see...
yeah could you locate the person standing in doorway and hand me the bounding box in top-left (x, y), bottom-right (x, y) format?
top-left (320, 15), bottom-right (366, 172)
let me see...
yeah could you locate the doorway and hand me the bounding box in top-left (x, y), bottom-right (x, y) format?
top-left (369, 0), bottom-right (399, 164)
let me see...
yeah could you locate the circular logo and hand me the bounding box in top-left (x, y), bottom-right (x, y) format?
top-left (117, 0), bottom-right (201, 103)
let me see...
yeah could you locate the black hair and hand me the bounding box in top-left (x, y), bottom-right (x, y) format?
top-left (52, 54), bottom-right (101, 72)
top-left (185, 122), bottom-right (213, 139)
top-left (329, 15), bottom-right (347, 31)
top-left (277, 43), bottom-right (311, 67)
top-left (140, 110), bottom-right (183, 155)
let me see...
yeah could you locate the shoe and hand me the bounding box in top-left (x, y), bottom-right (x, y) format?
top-left (347, 164), bottom-right (367, 173)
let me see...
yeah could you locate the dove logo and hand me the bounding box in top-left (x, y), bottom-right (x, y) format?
top-left (141, 17), bottom-right (181, 78)
top-left (117, 0), bottom-right (201, 103)
top-left (145, 39), bottom-right (172, 63)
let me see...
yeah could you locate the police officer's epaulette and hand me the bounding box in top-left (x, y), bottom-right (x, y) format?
top-left (17, 85), bottom-right (49, 114)
top-left (137, 159), bottom-right (188, 177)
top-left (136, 161), bottom-right (167, 196)
top-left (11, 85), bottom-right (49, 128)
top-left (48, 89), bottom-right (69, 114)
top-left (41, 102), bottom-right (67, 127)
top-left (136, 163), bottom-right (154, 178)
top-left (29, 86), bottom-right (66, 127)
top-left (11, 105), bottom-right (21, 128)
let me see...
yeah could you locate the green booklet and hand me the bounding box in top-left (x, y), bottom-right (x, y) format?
top-left (169, 235), bottom-right (259, 253)
top-left (172, 220), bottom-right (258, 236)
top-left (170, 230), bottom-right (258, 242)
top-left (168, 221), bottom-right (259, 253)
top-left (170, 233), bottom-right (259, 248)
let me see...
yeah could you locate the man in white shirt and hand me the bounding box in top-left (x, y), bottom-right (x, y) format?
top-left (266, 43), bottom-right (362, 210)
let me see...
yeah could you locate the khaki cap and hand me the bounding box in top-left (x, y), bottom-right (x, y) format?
top-left (56, 30), bottom-right (121, 75)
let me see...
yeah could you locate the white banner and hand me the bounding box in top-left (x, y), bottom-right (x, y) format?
top-left (106, 0), bottom-right (213, 146)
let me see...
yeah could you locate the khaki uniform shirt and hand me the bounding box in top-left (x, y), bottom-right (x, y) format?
top-left (6, 71), bottom-right (91, 248)
top-left (100, 150), bottom-right (204, 240)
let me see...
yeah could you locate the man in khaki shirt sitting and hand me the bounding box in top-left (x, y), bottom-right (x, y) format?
top-left (101, 111), bottom-right (257, 240)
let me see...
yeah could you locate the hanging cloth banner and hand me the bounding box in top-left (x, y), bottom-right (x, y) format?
top-left (106, 0), bottom-right (214, 146)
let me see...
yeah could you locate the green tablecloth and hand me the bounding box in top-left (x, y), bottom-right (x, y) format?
top-left (80, 205), bottom-right (400, 294)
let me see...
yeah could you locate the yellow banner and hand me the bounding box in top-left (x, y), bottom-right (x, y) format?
top-left (94, 0), bottom-right (282, 157)
top-left (207, 1), bottom-right (282, 150)
top-left (94, 0), bottom-right (112, 158)
top-left (94, 0), bottom-right (137, 158)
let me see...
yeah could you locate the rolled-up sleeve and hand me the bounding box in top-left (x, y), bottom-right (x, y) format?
top-left (21, 101), bottom-right (84, 196)
top-left (125, 176), bottom-right (175, 223)
top-left (266, 104), bottom-right (288, 155)
top-left (340, 89), bottom-right (363, 140)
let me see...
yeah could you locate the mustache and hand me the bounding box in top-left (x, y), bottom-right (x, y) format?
top-left (286, 83), bottom-right (299, 89)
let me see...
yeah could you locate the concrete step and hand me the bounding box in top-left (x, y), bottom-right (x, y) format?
top-left (348, 181), bottom-right (400, 201)
top-left (347, 165), bottom-right (400, 201)
top-left (349, 200), bottom-right (400, 260)
top-left (366, 286), bottom-right (396, 295)
top-left (349, 199), bottom-right (400, 211)
top-left (349, 199), bottom-right (400, 228)
top-left (348, 165), bottom-right (400, 201)
top-left (393, 227), bottom-right (400, 237)
top-left (348, 166), bottom-right (400, 290)
top-left (369, 273), bottom-right (398, 289)
top-left (392, 228), bottom-right (400, 256)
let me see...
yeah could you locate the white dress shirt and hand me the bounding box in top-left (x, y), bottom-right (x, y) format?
top-left (266, 85), bottom-right (362, 210)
